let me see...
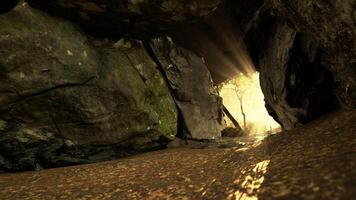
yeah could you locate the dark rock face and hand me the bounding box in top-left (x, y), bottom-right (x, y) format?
top-left (238, 0), bottom-right (354, 129)
top-left (0, 125), bottom-right (144, 171)
top-left (0, 5), bottom-right (176, 171)
top-left (259, 20), bottom-right (339, 129)
top-left (243, 7), bottom-right (276, 71)
top-left (26, 0), bottom-right (221, 37)
top-left (150, 37), bottom-right (226, 140)
top-left (267, 0), bottom-right (356, 108)
top-left (0, 0), bottom-right (20, 14)
top-left (221, 127), bottom-right (243, 138)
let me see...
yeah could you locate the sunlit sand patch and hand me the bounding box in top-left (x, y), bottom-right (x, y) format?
top-left (228, 160), bottom-right (271, 200)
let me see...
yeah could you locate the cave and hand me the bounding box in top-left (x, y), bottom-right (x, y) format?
top-left (0, 0), bottom-right (355, 199)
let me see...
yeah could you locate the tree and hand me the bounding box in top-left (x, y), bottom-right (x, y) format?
top-left (223, 73), bottom-right (255, 130)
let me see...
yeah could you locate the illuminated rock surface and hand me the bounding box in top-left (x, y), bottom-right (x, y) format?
top-left (151, 37), bottom-right (226, 140)
top-left (0, 110), bottom-right (354, 199)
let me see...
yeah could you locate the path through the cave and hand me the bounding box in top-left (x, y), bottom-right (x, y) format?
top-left (0, 110), bottom-right (355, 199)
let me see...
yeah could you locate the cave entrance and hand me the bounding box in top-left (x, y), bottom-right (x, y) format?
top-left (220, 72), bottom-right (281, 140)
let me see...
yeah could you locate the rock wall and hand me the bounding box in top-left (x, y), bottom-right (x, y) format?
top-left (258, 20), bottom-right (339, 129)
top-left (0, 0), bottom-right (354, 171)
top-left (168, 0), bottom-right (354, 129)
top-left (0, 2), bottom-right (227, 172)
top-left (252, 0), bottom-right (354, 128)
top-left (150, 37), bottom-right (226, 139)
top-left (26, 0), bottom-right (221, 37)
top-left (154, 0), bottom-right (348, 129)
top-left (267, 0), bottom-right (356, 108)
top-left (0, 5), bottom-right (177, 171)
top-left (169, 0), bottom-right (354, 130)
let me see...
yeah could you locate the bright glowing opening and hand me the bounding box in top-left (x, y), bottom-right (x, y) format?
top-left (220, 72), bottom-right (281, 139)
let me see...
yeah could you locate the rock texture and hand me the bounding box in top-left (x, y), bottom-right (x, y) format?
top-left (26, 0), bottom-right (221, 37)
top-left (0, 0), bottom-right (354, 172)
top-left (237, 0), bottom-right (354, 129)
top-left (267, 0), bottom-right (356, 108)
top-left (221, 127), bottom-right (243, 138)
top-left (150, 37), bottom-right (226, 140)
top-left (0, 5), bottom-right (176, 171)
top-left (259, 21), bottom-right (339, 129)
top-left (169, 0), bottom-right (348, 130)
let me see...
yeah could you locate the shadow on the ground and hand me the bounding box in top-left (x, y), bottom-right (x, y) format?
top-left (0, 110), bottom-right (355, 200)
top-left (218, 110), bottom-right (356, 200)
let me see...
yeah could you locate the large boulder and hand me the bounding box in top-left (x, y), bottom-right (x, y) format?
top-left (259, 20), bottom-right (339, 129)
top-left (0, 5), bottom-right (176, 171)
top-left (26, 0), bottom-right (221, 37)
top-left (237, 0), bottom-right (354, 129)
top-left (267, 0), bottom-right (356, 108)
top-left (150, 37), bottom-right (226, 139)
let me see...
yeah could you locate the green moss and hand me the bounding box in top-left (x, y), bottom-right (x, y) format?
top-left (125, 46), bottom-right (177, 140)
top-left (97, 45), bottom-right (176, 146)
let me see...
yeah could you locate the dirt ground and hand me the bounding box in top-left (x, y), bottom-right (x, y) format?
top-left (0, 110), bottom-right (355, 200)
